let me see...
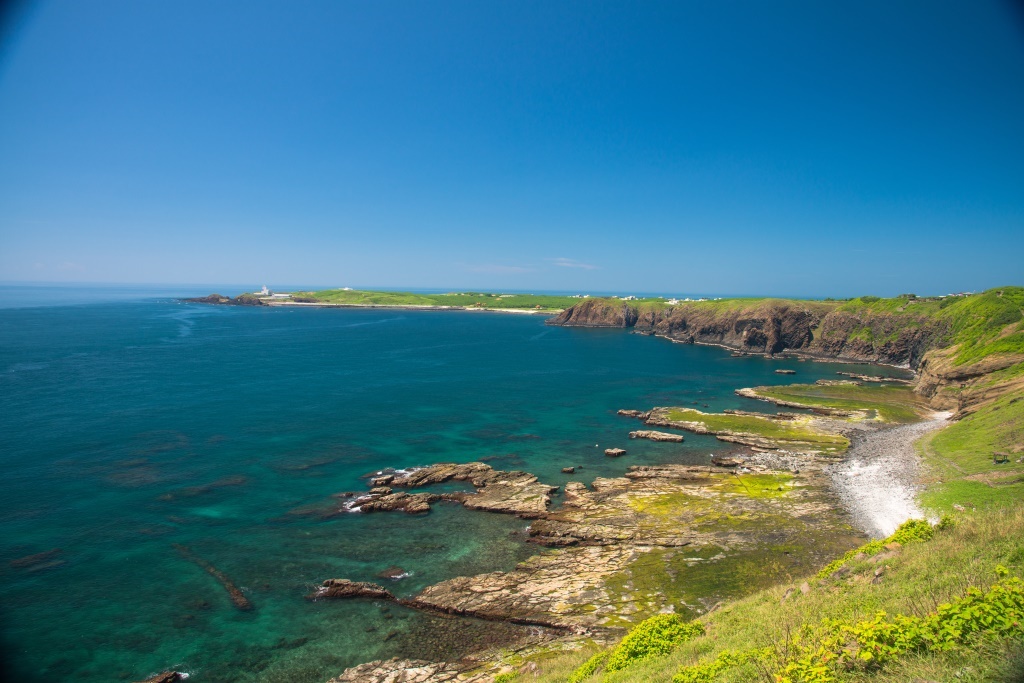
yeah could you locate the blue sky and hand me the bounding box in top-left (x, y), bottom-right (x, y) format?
top-left (0, 1), bottom-right (1022, 297)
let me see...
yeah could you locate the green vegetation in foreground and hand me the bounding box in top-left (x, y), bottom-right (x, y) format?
top-left (289, 288), bottom-right (667, 312)
top-left (568, 616), bottom-right (705, 682)
top-left (661, 408), bottom-right (849, 450)
top-left (917, 392), bottom-right (1024, 514)
top-left (499, 506), bottom-right (1024, 682)
top-left (814, 518), bottom-right (936, 580)
top-left (749, 383), bottom-right (929, 423)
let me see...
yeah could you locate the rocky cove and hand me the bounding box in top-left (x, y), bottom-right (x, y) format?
top-left (289, 388), bottom-right (929, 682)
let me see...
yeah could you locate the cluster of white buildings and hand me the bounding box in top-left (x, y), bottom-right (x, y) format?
top-left (603, 295), bottom-right (720, 304)
top-left (254, 285), bottom-right (292, 299)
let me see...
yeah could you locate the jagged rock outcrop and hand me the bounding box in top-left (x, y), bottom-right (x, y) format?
top-left (347, 463), bottom-right (558, 518)
top-left (358, 492), bottom-right (438, 514)
top-left (914, 347), bottom-right (1024, 414)
top-left (550, 299), bottom-right (639, 327)
top-left (309, 579), bottom-right (395, 601)
top-left (812, 309), bottom-right (946, 367)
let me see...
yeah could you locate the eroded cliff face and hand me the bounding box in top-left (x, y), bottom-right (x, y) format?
top-left (914, 347), bottom-right (1024, 414)
top-left (812, 310), bottom-right (947, 368)
top-left (550, 299), bottom-right (639, 327)
top-left (548, 299), bottom-right (945, 367)
top-left (638, 301), bottom-right (821, 356)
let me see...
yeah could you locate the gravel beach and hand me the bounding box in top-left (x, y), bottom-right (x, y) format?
top-left (828, 413), bottom-right (951, 538)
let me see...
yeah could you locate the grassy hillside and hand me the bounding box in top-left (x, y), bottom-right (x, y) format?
top-left (917, 393), bottom-right (1024, 513)
top-left (826, 288), bottom-right (1024, 366)
top-left (934, 287), bottom-right (1024, 365)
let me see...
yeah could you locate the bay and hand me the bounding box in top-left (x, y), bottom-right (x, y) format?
top-left (0, 288), bottom-right (908, 682)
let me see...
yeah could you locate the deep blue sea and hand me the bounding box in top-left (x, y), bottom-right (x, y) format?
top-left (0, 286), bottom-right (910, 682)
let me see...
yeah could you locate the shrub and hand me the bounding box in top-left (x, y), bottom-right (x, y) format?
top-left (776, 569), bottom-right (1024, 682)
top-left (672, 647), bottom-right (772, 683)
top-left (816, 519), bottom-right (934, 579)
top-left (567, 650), bottom-right (608, 683)
top-left (605, 614), bottom-right (705, 672)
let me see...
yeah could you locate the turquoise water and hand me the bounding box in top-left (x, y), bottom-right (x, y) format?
top-left (0, 289), bottom-right (910, 682)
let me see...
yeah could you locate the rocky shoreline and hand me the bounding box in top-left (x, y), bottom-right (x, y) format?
top-left (136, 391), bottom-right (937, 683)
top-left (309, 418), bottom-right (882, 680)
top-left (305, 373), bottom-right (953, 683)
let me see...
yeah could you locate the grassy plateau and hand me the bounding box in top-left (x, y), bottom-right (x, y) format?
top-left (288, 289), bottom-right (668, 312)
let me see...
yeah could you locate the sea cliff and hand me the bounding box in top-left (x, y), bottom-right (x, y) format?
top-left (546, 298), bottom-right (944, 367)
top-left (548, 288), bottom-right (1024, 414)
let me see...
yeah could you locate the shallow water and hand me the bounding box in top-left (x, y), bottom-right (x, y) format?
top-left (0, 289), bottom-right (910, 682)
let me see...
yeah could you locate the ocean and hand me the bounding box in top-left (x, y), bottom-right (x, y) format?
top-left (0, 286), bottom-right (909, 682)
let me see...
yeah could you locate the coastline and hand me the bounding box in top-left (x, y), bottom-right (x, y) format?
top-left (264, 301), bottom-right (560, 315)
top-left (648, 332), bottom-right (917, 372)
top-left (191, 297), bottom-right (918, 371)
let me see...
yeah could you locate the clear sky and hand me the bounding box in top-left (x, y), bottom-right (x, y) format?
top-left (1, 1), bottom-right (1022, 297)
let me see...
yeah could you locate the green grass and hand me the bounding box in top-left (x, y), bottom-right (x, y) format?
top-left (290, 288), bottom-right (591, 311)
top-left (835, 294), bottom-right (947, 316)
top-left (935, 287), bottom-right (1024, 365)
top-left (660, 408), bottom-right (849, 449)
top-left (918, 392), bottom-right (1024, 514)
top-left (749, 383), bottom-right (928, 423)
top-left (827, 287), bottom-right (1024, 366)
